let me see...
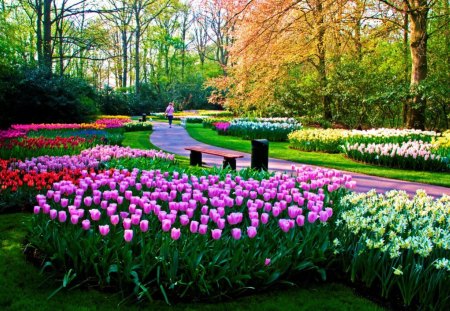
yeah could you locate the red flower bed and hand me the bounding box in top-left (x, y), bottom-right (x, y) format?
top-left (0, 136), bottom-right (92, 150)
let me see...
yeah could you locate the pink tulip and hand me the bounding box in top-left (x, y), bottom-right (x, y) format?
top-left (179, 215), bottom-right (189, 226)
top-left (190, 220), bottom-right (199, 233)
top-left (83, 196), bottom-right (92, 206)
top-left (325, 207), bottom-right (333, 218)
top-left (247, 226), bottom-right (257, 238)
top-left (49, 209), bottom-right (57, 220)
top-left (124, 229), bottom-right (133, 242)
top-left (33, 206), bottom-right (40, 214)
top-left (70, 215), bottom-right (79, 224)
top-left (131, 214), bottom-right (141, 225)
top-left (308, 212), bottom-right (318, 223)
top-left (296, 215), bottom-right (305, 226)
top-left (99, 225), bottom-right (110, 236)
top-left (217, 218), bottom-right (226, 229)
top-left (61, 198), bottom-right (69, 208)
top-left (265, 258), bottom-right (271, 266)
top-left (110, 215), bottom-right (120, 225)
top-left (201, 215), bottom-right (210, 225)
top-left (82, 219), bottom-right (90, 230)
top-left (231, 228), bottom-right (241, 240)
top-left (198, 224), bottom-right (208, 235)
top-left (123, 218), bottom-right (132, 229)
top-left (251, 218), bottom-right (259, 228)
top-left (261, 213), bottom-right (269, 224)
top-left (319, 211), bottom-right (329, 222)
top-left (278, 219), bottom-right (290, 232)
top-left (162, 219), bottom-right (172, 232)
top-left (211, 229), bottom-right (222, 240)
top-left (140, 220), bottom-right (149, 232)
top-left (171, 227), bottom-right (181, 240)
top-left (58, 211), bottom-right (67, 222)
top-left (89, 209), bottom-right (101, 221)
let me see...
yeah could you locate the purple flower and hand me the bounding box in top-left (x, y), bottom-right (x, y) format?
top-left (89, 209), bottom-right (101, 221)
top-left (190, 220), bottom-right (199, 233)
top-left (319, 211), bottom-right (329, 222)
top-left (70, 215), bottom-right (79, 224)
top-left (296, 215), bottom-right (305, 227)
top-left (33, 206), bottom-right (40, 214)
top-left (58, 211), bottom-right (67, 222)
top-left (49, 209), bottom-right (57, 220)
top-left (247, 226), bottom-right (257, 238)
top-left (198, 224), bottom-right (208, 235)
top-left (99, 225), bottom-right (110, 236)
top-left (110, 215), bottom-right (119, 225)
top-left (180, 215), bottom-right (190, 226)
top-left (171, 227), bottom-right (181, 240)
top-left (162, 219), bottom-right (172, 232)
top-left (83, 196), bottom-right (92, 207)
top-left (140, 220), bottom-right (149, 232)
top-left (231, 228), bottom-right (241, 240)
top-left (123, 218), bottom-right (132, 229)
top-left (124, 229), bottom-right (133, 242)
top-left (307, 212), bottom-right (318, 223)
top-left (265, 258), bottom-right (271, 266)
top-left (211, 229), bottom-right (222, 240)
top-left (261, 213), bottom-right (269, 224)
top-left (82, 219), bottom-right (91, 230)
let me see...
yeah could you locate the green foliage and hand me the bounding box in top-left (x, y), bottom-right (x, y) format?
top-left (0, 67), bottom-right (100, 128)
top-left (335, 190), bottom-right (450, 310)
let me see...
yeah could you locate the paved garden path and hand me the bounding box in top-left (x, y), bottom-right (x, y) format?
top-left (150, 122), bottom-right (450, 197)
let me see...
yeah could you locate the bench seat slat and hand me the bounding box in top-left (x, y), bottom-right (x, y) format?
top-left (185, 147), bottom-right (243, 159)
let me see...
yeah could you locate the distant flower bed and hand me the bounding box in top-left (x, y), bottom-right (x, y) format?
top-left (335, 190), bottom-right (450, 309)
top-left (212, 118), bottom-right (302, 142)
top-left (94, 118), bottom-right (131, 128)
top-left (0, 129), bottom-right (27, 140)
top-left (202, 117), bottom-right (233, 128)
top-left (180, 116), bottom-right (208, 127)
top-left (0, 136), bottom-right (101, 159)
top-left (123, 121), bottom-right (153, 132)
top-left (29, 165), bottom-right (353, 302)
top-left (341, 141), bottom-right (449, 171)
top-left (289, 128), bottom-right (440, 154)
top-left (289, 129), bottom-right (349, 153)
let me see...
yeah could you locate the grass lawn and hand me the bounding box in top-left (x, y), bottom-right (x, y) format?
top-left (0, 214), bottom-right (384, 311)
top-left (186, 124), bottom-right (450, 187)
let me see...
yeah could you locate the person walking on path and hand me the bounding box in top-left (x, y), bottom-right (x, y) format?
top-left (165, 102), bottom-right (175, 128)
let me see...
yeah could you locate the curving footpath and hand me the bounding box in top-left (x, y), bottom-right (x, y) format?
top-left (150, 122), bottom-right (450, 197)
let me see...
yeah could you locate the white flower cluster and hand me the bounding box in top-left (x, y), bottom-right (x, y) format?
top-left (338, 190), bottom-right (450, 260)
top-left (350, 128), bottom-right (439, 139)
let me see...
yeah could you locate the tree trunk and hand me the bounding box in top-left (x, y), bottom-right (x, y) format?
top-left (43, 0), bottom-right (52, 75)
top-left (407, 6), bottom-right (428, 129)
top-left (402, 7), bottom-right (409, 125)
top-left (36, 0), bottom-right (43, 65)
top-left (316, 1), bottom-right (332, 121)
top-left (135, 22), bottom-right (141, 95)
top-left (122, 29), bottom-right (128, 88)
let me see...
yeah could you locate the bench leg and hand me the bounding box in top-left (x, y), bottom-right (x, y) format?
top-left (223, 157), bottom-right (236, 170)
top-left (190, 151), bottom-right (202, 166)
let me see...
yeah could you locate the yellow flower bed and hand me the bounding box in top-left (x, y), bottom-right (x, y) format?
top-left (288, 129), bottom-right (351, 153)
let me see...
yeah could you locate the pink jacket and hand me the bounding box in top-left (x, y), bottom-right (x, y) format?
top-left (165, 105), bottom-right (174, 116)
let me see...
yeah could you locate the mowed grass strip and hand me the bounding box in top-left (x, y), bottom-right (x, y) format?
top-left (186, 124), bottom-right (450, 187)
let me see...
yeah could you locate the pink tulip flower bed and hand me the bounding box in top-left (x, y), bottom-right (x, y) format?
top-left (9, 145), bottom-right (175, 173)
top-left (29, 165), bottom-right (354, 301)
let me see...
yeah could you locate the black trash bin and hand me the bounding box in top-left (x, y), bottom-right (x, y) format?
top-left (142, 113), bottom-right (147, 122)
top-left (251, 139), bottom-right (269, 171)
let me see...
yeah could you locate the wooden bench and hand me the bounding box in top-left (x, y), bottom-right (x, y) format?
top-left (185, 146), bottom-right (244, 170)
